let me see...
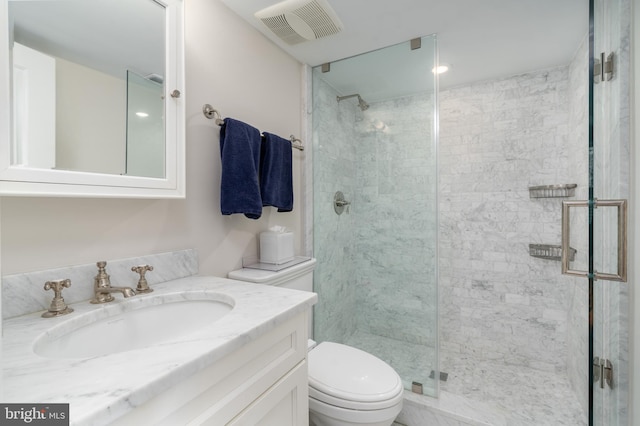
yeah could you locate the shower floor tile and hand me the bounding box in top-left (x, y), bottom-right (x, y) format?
top-left (440, 354), bottom-right (587, 425)
top-left (342, 330), bottom-right (586, 426)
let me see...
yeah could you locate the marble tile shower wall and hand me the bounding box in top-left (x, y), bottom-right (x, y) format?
top-left (353, 95), bottom-right (438, 346)
top-left (311, 72), bottom-right (359, 343)
top-left (439, 65), bottom-right (588, 374)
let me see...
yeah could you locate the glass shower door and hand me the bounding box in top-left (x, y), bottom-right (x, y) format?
top-left (311, 35), bottom-right (439, 396)
top-left (590, 0), bottom-right (630, 423)
top-left (562, 0), bottom-right (630, 424)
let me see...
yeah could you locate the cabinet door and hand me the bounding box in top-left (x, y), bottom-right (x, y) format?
top-left (226, 361), bottom-right (308, 426)
top-left (112, 312), bottom-right (308, 426)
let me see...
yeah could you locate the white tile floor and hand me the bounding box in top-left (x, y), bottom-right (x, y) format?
top-left (344, 331), bottom-right (586, 426)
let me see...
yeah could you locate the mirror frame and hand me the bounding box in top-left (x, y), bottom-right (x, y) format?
top-left (0, 0), bottom-right (185, 198)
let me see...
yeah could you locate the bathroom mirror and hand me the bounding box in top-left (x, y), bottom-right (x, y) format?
top-left (0, 0), bottom-right (185, 198)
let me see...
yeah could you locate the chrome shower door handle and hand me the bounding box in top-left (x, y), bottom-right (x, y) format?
top-left (561, 199), bottom-right (628, 282)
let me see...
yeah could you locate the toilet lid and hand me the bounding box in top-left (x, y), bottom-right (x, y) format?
top-left (308, 342), bottom-right (403, 406)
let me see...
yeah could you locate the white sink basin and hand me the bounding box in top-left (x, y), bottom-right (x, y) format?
top-left (34, 294), bottom-right (234, 359)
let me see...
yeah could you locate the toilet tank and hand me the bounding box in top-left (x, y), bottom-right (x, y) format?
top-left (228, 258), bottom-right (316, 292)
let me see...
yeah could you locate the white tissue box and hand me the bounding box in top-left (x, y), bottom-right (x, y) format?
top-left (260, 231), bottom-right (294, 264)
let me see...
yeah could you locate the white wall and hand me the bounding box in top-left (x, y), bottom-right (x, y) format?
top-left (0, 0), bottom-right (304, 278)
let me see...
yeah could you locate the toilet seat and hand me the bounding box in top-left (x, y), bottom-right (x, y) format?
top-left (308, 342), bottom-right (403, 411)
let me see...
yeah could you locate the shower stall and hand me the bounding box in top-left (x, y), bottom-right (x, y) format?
top-left (310, 1), bottom-right (631, 422)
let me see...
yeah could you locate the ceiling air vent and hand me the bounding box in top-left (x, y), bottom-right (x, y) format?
top-left (255, 0), bottom-right (343, 45)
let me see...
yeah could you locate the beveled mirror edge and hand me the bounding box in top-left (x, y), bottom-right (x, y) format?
top-left (0, 0), bottom-right (185, 199)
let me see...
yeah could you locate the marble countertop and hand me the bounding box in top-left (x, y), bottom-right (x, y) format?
top-left (1, 276), bottom-right (317, 426)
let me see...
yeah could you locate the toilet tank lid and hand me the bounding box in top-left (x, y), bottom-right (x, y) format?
top-left (228, 258), bottom-right (316, 284)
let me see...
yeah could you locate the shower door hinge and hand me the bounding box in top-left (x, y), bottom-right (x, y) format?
top-left (594, 52), bottom-right (614, 83)
top-left (593, 357), bottom-right (613, 389)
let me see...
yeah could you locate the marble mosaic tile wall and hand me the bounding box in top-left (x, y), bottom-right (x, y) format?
top-left (438, 65), bottom-right (588, 375)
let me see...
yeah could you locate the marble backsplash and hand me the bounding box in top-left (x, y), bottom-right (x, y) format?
top-left (2, 249), bottom-right (198, 319)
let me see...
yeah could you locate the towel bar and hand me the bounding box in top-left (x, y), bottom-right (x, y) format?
top-left (203, 104), bottom-right (304, 151)
top-left (288, 135), bottom-right (304, 151)
top-left (202, 104), bottom-right (225, 125)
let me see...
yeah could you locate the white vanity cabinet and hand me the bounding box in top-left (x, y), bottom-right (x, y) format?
top-left (113, 311), bottom-right (310, 426)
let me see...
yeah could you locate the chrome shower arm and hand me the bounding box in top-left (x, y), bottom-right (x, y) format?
top-left (336, 93), bottom-right (369, 111)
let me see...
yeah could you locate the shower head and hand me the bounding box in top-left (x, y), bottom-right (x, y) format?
top-left (336, 93), bottom-right (369, 111)
top-left (358, 96), bottom-right (370, 111)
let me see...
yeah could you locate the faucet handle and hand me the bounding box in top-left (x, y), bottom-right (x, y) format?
top-left (42, 279), bottom-right (74, 318)
top-left (94, 260), bottom-right (111, 286)
top-left (131, 264), bottom-right (154, 293)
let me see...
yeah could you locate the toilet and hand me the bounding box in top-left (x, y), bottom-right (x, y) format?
top-left (228, 258), bottom-right (403, 426)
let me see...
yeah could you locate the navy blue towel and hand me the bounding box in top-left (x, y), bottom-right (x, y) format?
top-left (260, 132), bottom-right (293, 212)
top-left (219, 118), bottom-right (262, 219)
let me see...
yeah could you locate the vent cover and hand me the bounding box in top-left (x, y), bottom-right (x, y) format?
top-left (255, 0), bottom-right (343, 45)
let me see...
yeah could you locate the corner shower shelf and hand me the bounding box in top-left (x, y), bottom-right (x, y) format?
top-left (528, 184), bottom-right (577, 198)
top-left (529, 244), bottom-right (576, 261)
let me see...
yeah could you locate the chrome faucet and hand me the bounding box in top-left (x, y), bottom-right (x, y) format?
top-left (90, 261), bottom-right (136, 304)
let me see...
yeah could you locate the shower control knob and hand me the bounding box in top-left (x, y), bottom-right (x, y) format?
top-left (334, 191), bottom-right (351, 215)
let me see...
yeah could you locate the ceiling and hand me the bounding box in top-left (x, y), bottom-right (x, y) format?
top-left (221, 0), bottom-right (589, 100)
top-left (10, 0), bottom-right (590, 102)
